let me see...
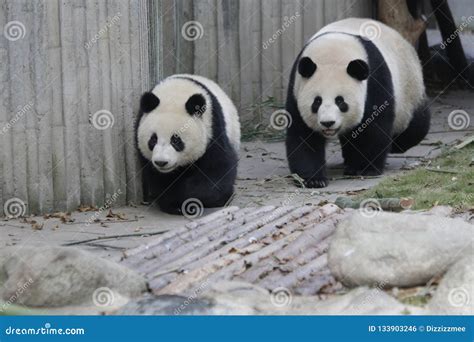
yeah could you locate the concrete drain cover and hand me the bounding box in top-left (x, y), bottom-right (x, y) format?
top-left (124, 204), bottom-right (349, 297)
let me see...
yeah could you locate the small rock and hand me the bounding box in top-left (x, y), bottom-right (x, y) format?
top-left (428, 255), bottom-right (474, 315)
top-left (328, 212), bottom-right (473, 287)
top-left (0, 246), bottom-right (147, 308)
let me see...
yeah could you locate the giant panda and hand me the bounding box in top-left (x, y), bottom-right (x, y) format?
top-left (135, 74), bottom-right (241, 214)
top-left (286, 18), bottom-right (430, 188)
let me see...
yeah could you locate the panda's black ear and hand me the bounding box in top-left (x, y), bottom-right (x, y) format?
top-left (298, 57), bottom-right (317, 78)
top-left (140, 92), bottom-right (160, 113)
top-left (185, 94), bottom-right (206, 117)
top-left (347, 59), bottom-right (369, 81)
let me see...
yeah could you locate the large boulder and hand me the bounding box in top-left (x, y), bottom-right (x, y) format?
top-left (428, 255), bottom-right (474, 315)
top-left (328, 211), bottom-right (473, 287)
top-left (0, 246), bottom-right (147, 308)
top-left (117, 281), bottom-right (421, 315)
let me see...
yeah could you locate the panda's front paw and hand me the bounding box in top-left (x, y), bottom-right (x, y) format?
top-left (303, 177), bottom-right (328, 188)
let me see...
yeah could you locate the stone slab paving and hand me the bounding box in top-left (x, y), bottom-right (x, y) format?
top-left (0, 91), bottom-right (472, 262)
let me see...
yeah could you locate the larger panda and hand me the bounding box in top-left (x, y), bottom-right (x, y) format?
top-left (135, 74), bottom-right (240, 214)
top-left (286, 18), bottom-right (430, 188)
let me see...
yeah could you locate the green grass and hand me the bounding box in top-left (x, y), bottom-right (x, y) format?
top-left (357, 143), bottom-right (474, 210)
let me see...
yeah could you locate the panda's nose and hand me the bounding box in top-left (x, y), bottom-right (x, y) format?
top-left (320, 120), bottom-right (336, 128)
top-left (154, 160), bottom-right (168, 168)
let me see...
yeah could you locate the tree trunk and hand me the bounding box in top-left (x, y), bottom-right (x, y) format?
top-left (430, 0), bottom-right (470, 85)
top-left (378, 0), bottom-right (427, 45)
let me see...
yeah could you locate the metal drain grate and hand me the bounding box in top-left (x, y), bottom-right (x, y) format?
top-left (123, 204), bottom-right (350, 296)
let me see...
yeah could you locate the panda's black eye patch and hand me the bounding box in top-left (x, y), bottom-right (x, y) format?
top-left (140, 92), bottom-right (160, 113)
top-left (298, 57), bottom-right (317, 78)
top-left (185, 94), bottom-right (206, 117)
top-left (311, 96), bottom-right (322, 113)
top-left (347, 59), bottom-right (369, 81)
top-left (148, 133), bottom-right (158, 151)
top-left (335, 96), bottom-right (349, 112)
top-left (170, 134), bottom-right (185, 152)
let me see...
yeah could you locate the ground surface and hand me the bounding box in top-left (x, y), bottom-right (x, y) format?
top-left (1, 90), bottom-right (473, 262)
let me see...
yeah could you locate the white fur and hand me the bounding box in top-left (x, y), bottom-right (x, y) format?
top-left (174, 74), bottom-right (241, 151)
top-left (295, 33), bottom-right (368, 138)
top-left (137, 75), bottom-right (240, 173)
top-left (295, 18), bottom-right (425, 136)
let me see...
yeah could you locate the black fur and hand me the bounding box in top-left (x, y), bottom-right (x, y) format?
top-left (140, 92), bottom-right (160, 113)
top-left (286, 33), bottom-right (430, 187)
top-left (135, 77), bottom-right (238, 214)
top-left (286, 50), bottom-right (329, 188)
top-left (335, 96), bottom-right (349, 112)
top-left (347, 59), bottom-right (369, 81)
top-left (298, 57), bottom-right (317, 78)
top-left (185, 93), bottom-right (207, 117)
top-left (391, 102), bottom-right (431, 153)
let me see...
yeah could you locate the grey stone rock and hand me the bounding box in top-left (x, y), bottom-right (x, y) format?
top-left (117, 294), bottom-right (256, 315)
top-left (428, 255), bottom-right (474, 315)
top-left (117, 281), bottom-right (420, 315)
top-left (0, 246), bottom-right (147, 307)
top-left (328, 212), bottom-right (473, 287)
top-left (204, 281), bottom-right (421, 315)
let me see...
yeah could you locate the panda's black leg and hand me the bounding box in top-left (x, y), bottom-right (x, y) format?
top-left (177, 158), bottom-right (237, 209)
top-left (140, 160), bottom-right (158, 204)
top-left (391, 104), bottom-right (431, 153)
top-left (340, 126), bottom-right (392, 176)
top-left (286, 129), bottom-right (328, 188)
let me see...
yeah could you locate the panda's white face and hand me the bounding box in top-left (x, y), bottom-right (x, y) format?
top-left (295, 34), bottom-right (369, 138)
top-left (137, 78), bottom-right (213, 173)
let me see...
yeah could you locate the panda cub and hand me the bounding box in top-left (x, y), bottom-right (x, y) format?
top-left (286, 18), bottom-right (430, 188)
top-left (135, 74), bottom-right (240, 214)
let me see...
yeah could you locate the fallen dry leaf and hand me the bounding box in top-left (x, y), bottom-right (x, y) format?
top-left (106, 209), bottom-right (127, 220)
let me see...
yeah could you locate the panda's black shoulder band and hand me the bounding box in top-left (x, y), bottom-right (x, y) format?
top-left (298, 57), bottom-right (317, 78)
top-left (185, 93), bottom-right (207, 117)
top-left (140, 92), bottom-right (160, 113)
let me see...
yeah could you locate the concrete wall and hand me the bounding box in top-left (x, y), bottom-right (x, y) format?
top-left (0, 0), bottom-right (371, 215)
